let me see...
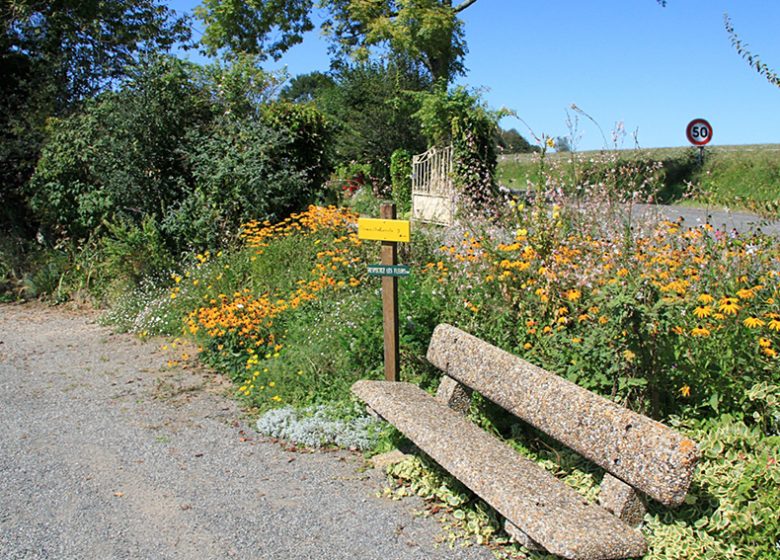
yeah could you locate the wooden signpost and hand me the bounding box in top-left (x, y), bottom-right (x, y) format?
top-left (358, 203), bottom-right (410, 382)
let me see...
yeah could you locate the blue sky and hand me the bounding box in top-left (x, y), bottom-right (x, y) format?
top-left (169, 1), bottom-right (780, 151)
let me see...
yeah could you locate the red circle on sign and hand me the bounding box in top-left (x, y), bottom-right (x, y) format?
top-left (686, 118), bottom-right (713, 146)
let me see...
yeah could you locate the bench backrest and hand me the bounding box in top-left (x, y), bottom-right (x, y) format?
top-left (426, 324), bottom-right (699, 506)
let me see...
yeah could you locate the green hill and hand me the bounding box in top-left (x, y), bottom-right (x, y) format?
top-left (497, 144), bottom-right (780, 217)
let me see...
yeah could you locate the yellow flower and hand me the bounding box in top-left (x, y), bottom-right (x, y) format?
top-left (523, 342), bottom-right (532, 350)
top-left (768, 319), bottom-right (780, 332)
top-left (763, 347), bottom-right (778, 358)
top-left (566, 289), bottom-right (581, 301)
top-left (718, 297), bottom-right (740, 315)
top-left (691, 326), bottom-right (710, 337)
top-left (736, 288), bottom-right (755, 300)
top-left (698, 293), bottom-right (715, 304)
top-left (758, 337), bottom-right (771, 348)
top-left (693, 306), bottom-right (712, 319)
top-left (623, 349), bottom-right (636, 362)
top-left (546, 137), bottom-right (555, 148)
top-left (743, 317), bottom-right (765, 328)
top-left (679, 385), bottom-right (691, 398)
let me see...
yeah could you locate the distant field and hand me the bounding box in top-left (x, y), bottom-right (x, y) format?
top-left (497, 144), bottom-right (780, 216)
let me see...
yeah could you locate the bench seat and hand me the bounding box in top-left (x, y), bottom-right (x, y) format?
top-left (353, 380), bottom-right (647, 560)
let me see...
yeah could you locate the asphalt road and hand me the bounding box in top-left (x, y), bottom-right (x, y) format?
top-left (630, 203), bottom-right (779, 236)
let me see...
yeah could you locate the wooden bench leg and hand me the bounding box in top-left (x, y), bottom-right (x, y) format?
top-left (435, 374), bottom-right (472, 414)
top-left (599, 474), bottom-right (647, 527)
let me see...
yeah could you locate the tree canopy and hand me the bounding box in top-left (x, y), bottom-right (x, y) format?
top-left (1, 0), bottom-right (190, 232)
top-left (195, 0), bottom-right (480, 83)
top-left (1, 0), bottom-right (190, 106)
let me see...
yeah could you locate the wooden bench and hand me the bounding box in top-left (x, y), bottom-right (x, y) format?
top-left (352, 324), bottom-right (700, 560)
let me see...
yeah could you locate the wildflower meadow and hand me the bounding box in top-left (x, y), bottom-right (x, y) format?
top-left (101, 186), bottom-right (780, 559)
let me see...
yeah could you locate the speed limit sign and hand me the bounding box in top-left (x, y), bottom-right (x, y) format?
top-left (686, 118), bottom-right (713, 146)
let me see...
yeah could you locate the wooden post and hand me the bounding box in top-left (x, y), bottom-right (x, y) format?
top-left (380, 202), bottom-right (400, 381)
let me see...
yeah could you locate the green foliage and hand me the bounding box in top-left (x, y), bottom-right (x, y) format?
top-left (261, 101), bottom-right (333, 199)
top-left (497, 146), bottom-right (780, 217)
top-left (644, 408), bottom-right (780, 559)
top-left (196, 0), bottom-right (315, 60)
top-left (2, 0), bottom-right (189, 105)
top-left (280, 71), bottom-right (336, 104)
top-left (0, 0), bottom-right (189, 236)
top-left (101, 216), bottom-right (174, 286)
top-left (390, 149), bottom-right (413, 214)
top-left (26, 56), bottom-right (333, 261)
top-left (315, 61), bottom-right (429, 184)
top-left (195, 0), bottom-right (480, 83)
top-left (28, 56), bottom-right (213, 241)
top-left (413, 86), bottom-right (504, 209)
top-left (496, 128), bottom-right (539, 155)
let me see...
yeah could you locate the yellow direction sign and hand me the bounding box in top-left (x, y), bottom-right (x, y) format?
top-left (357, 217), bottom-right (410, 243)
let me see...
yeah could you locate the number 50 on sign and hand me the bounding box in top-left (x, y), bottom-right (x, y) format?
top-left (686, 118), bottom-right (713, 146)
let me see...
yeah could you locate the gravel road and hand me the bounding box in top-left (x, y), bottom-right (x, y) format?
top-left (0, 303), bottom-right (492, 560)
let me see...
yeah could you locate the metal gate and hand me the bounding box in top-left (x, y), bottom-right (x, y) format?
top-left (412, 145), bottom-right (455, 225)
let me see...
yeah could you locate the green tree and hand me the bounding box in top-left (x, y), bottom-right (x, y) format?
top-left (0, 0), bottom-right (190, 234)
top-left (28, 56), bottom-right (333, 250)
top-left (284, 61), bottom-right (429, 183)
top-left (280, 71), bottom-right (337, 103)
top-left (320, 60), bottom-right (429, 181)
top-left (195, 0), bottom-right (480, 83)
top-left (28, 56), bottom-right (213, 241)
top-left (496, 128), bottom-right (538, 154)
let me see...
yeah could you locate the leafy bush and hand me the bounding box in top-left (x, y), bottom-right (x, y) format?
top-left (100, 216), bottom-right (174, 285)
top-left (412, 86), bottom-right (505, 211)
top-left (390, 148), bottom-right (412, 214)
top-left (27, 56), bottom-right (333, 259)
top-left (313, 61), bottom-right (429, 184)
top-left (28, 56), bottom-right (212, 241)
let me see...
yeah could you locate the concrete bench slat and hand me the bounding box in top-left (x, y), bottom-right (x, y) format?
top-left (426, 324), bottom-right (699, 506)
top-left (353, 380), bottom-right (647, 560)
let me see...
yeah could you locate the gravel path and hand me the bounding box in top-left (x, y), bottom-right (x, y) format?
top-left (0, 303), bottom-right (492, 560)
